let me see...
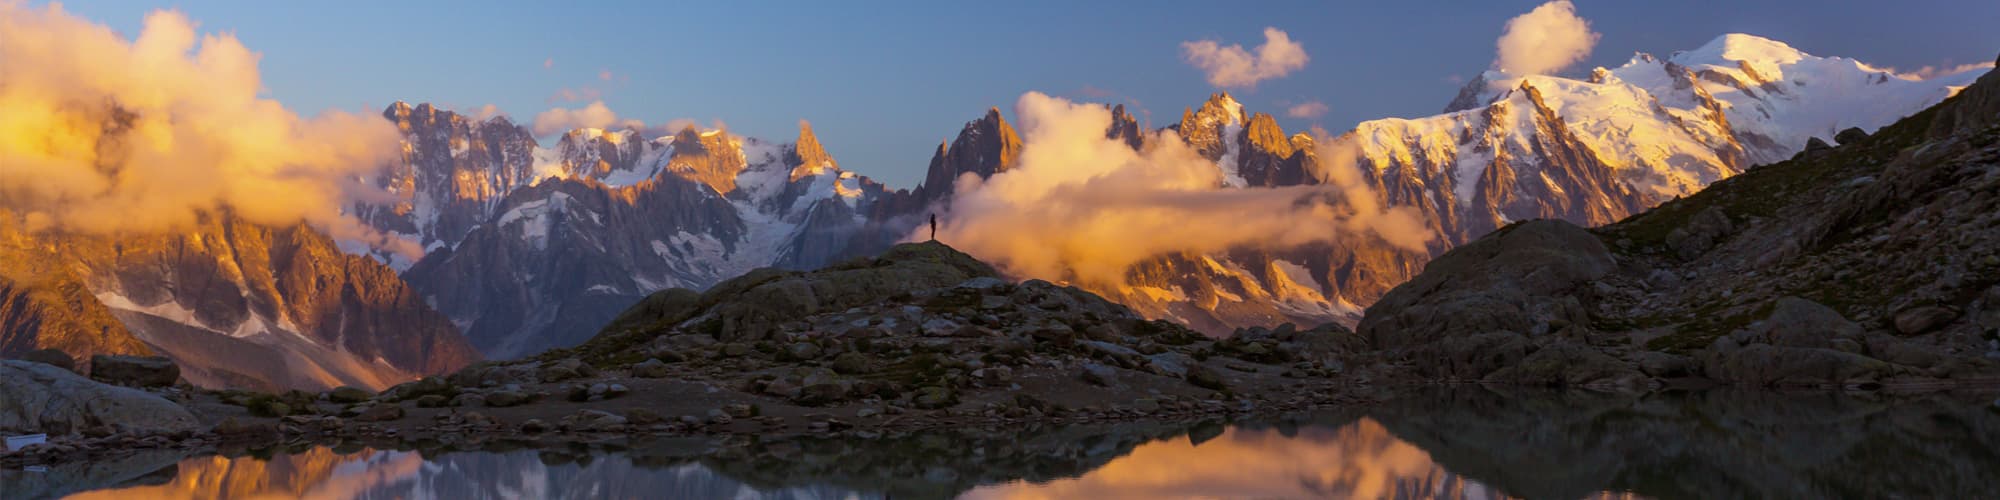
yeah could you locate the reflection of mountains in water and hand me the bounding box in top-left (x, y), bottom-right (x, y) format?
top-left (23, 389), bottom-right (2000, 499)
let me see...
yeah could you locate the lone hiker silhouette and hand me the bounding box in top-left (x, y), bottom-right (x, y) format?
top-left (929, 213), bottom-right (938, 241)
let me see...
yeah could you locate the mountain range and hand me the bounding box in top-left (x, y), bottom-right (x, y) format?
top-left (0, 33), bottom-right (1986, 390)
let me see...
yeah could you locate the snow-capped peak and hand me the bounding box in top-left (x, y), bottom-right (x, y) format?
top-left (1677, 33), bottom-right (1808, 70)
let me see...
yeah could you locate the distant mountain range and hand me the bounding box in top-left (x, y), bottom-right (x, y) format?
top-left (1, 33), bottom-right (1985, 389)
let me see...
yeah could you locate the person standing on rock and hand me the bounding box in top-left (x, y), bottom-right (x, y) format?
top-left (930, 213), bottom-right (938, 241)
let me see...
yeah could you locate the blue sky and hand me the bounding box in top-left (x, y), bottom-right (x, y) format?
top-left (58, 1), bottom-right (2000, 187)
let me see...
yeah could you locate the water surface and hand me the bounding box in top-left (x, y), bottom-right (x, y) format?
top-left (13, 388), bottom-right (1998, 499)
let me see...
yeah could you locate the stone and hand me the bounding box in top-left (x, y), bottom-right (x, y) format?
top-left (794, 383), bottom-right (848, 407)
top-left (414, 394), bottom-right (450, 408)
top-left (913, 386), bottom-right (956, 409)
top-left (831, 352), bottom-right (876, 374)
top-left (450, 393), bottom-right (483, 408)
top-left (606, 383), bottom-right (629, 398)
top-left (539, 359), bottom-right (596, 382)
top-left (328, 386), bottom-right (374, 404)
top-left (0, 361), bottom-right (199, 435)
top-left (87, 355), bottom-right (179, 388)
top-left (1145, 352), bottom-right (1195, 378)
top-left (17, 348), bottom-right (74, 372)
top-left (785, 342), bottom-right (823, 361)
top-left (483, 390), bottom-right (532, 408)
top-left (1834, 126), bottom-right (1868, 145)
top-left (630, 358), bottom-right (672, 378)
top-left (1805, 136), bottom-right (1832, 152)
top-left (1080, 363), bottom-right (1119, 386)
top-left (721, 343), bottom-right (753, 357)
top-left (1894, 306), bottom-right (1959, 336)
top-left (353, 404), bottom-right (405, 422)
top-left (1748, 297), bottom-right (1863, 348)
top-left (1132, 398), bottom-right (1161, 413)
top-left (566, 410), bottom-right (627, 432)
top-left (1666, 207), bottom-right (1734, 260)
top-left (520, 419), bottom-right (549, 433)
top-left (1187, 365), bottom-right (1228, 391)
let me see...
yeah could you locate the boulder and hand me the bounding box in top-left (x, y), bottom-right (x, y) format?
top-left (794, 383), bottom-right (848, 407)
top-left (328, 386), bottom-right (374, 404)
top-left (1186, 365), bottom-right (1228, 391)
top-left (1894, 306), bottom-right (1959, 336)
top-left (353, 404), bottom-right (405, 422)
top-left (0, 361), bottom-right (200, 435)
top-left (17, 348), bottom-right (74, 372)
top-left (1834, 126), bottom-right (1868, 145)
top-left (87, 355), bottom-right (180, 388)
top-left (1665, 207), bottom-right (1734, 260)
top-left (1744, 297), bottom-right (1863, 348)
top-left (483, 390), bottom-right (532, 408)
top-left (912, 386), bottom-right (956, 409)
top-left (1079, 363), bottom-right (1119, 386)
top-left (630, 358), bottom-right (672, 378)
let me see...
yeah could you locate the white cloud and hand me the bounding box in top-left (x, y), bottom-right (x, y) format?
top-left (1285, 100), bottom-right (1329, 119)
top-left (1494, 1), bottom-right (1600, 76)
top-left (531, 101), bottom-right (627, 136)
top-left (1181, 27), bottom-right (1309, 89)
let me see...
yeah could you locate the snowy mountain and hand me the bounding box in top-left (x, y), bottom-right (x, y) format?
top-left (352, 33), bottom-right (1987, 354)
top-left (1095, 34), bottom-right (1986, 332)
top-left (390, 120), bottom-right (918, 358)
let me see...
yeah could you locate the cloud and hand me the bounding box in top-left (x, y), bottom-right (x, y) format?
top-left (1306, 131), bottom-right (1434, 252)
top-left (930, 92), bottom-right (1429, 289)
top-left (1285, 100), bottom-right (1329, 119)
top-left (598, 69), bottom-right (614, 81)
top-left (531, 101), bottom-right (632, 136)
top-left (1493, 0), bottom-right (1599, 76)
top-left (1078, 84), bottom-right (1115, 98)
top-left (461, 104), bottom-right (503, 121)
top-left (0, 3), bottom-right (414, 256)
top-left (542, 57), bottom-right (553, 69)
top-left (1890, 61), bottom-right (1995, 80)
top-left (1181, 27), bottom-right (1309, 89)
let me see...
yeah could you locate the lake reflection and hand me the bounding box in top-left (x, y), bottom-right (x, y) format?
top-left (18, 388), bottom-right (2000, 499)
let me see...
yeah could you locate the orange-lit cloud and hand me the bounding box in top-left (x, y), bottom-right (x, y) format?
top-left (532, 101), bottom-right (627, 135)
top-left (1493, 1), bottom-right (1599, 76)
top-left (0, 3), bottom-right (413, 255)
top-left (1181, 27), bottom-right (1308, 89)
top-left (461, 104), bottom-right (504, 121)
top-left (930, 92), bottom-right (1428, 289)
top-left (1286, 100), bottom-right (1329, 119)
top-left (598, 69), bottom-right (614, 81)
top-left (543, 57), bottom-right (554, 69)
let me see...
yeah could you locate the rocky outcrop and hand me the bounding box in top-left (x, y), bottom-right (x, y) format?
top-left (0, 360), bottom-right (200, 435)
top-left (917, 108), bottom-right (1022, 205)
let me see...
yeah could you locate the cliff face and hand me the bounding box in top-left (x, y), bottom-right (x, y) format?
top-left (0, 211), bottom-right (479, 391)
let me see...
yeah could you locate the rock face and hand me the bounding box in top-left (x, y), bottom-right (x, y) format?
top-left (87, 355), bottom-right (180, 388)
top-left (0, 360), bottom-right (200, 435)
top-left (1359, 64), bottom-right (2000, 388)
top-left (0, 211), bottom-right (479, 392)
